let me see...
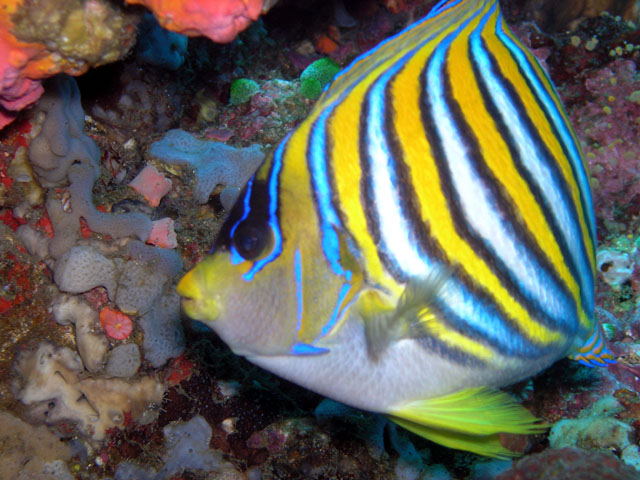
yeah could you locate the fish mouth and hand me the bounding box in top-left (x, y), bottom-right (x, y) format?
top-left (176, 268), bottom-right (220, 323)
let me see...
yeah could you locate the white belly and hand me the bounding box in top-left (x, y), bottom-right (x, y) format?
top-left (245, 313), bottom-right (562, 412)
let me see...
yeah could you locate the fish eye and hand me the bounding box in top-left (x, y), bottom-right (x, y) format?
top-left (232, 220), bottom-right (270, 260)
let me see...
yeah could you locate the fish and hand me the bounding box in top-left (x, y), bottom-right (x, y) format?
top-left (177, 0), bottom-right (615, 458)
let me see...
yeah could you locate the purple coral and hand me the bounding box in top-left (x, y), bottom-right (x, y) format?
top-left (568, 59), bottom-right (640, 226)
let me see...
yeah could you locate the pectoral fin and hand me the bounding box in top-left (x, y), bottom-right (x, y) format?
top-left (359, 267), bottom-right (450, 360)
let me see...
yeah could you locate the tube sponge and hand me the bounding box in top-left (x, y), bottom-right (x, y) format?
top-left (115, 240), bottom-right (182, 315)
top-left (29, 76), bottom-right (100, 187)
top-left (115, 416), bottom-right (235, 480)
top-left (68, 164), bottom-right (154, 242)
top-left (106, 344), bottom-right (141, 378)
top-left (29, 76), bottom-right (169, 258)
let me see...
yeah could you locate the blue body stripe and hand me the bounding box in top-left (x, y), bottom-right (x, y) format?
top-left (496, 17), bottom-right (596, 243)
top-left (308, 110), bottom-right (349, 277)
top-left (423, 11), bottom-right (547, 356)
top-left (319, 282), bottom-right (354, 338)
top-left (359, 5), bottom-right (548, 357)
top-left (365, 54), bottom-right (424, 279)
top-left (294, 248), bottom-right (304, 332)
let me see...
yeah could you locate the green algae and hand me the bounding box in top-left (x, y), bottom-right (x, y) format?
top-left (230, 78), bottom-right (260, 105)
top-left (299, 58), bottom-right (341, 99)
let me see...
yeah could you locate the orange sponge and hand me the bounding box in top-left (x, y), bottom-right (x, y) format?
top-left (126, 0), bottom-right (264, 43)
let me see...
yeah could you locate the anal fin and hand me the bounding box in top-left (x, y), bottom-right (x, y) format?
top-left (388, 387), bottom-right (547, 458)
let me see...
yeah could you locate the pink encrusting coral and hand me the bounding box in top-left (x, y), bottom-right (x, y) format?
top-left (148, 218), bottom-right (178, 249)
top-left (129, 165), bottom-right (172, 207)
top-left (125, 0), bottom-right (265, 43)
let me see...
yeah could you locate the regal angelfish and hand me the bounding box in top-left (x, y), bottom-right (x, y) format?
top-left (178, 0), bottom-right (615, 457)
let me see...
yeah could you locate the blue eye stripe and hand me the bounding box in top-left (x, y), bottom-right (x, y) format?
top-left (230, 176), bottom-right (255, 265)
top-left (241, 134), bottom-right (288, 281)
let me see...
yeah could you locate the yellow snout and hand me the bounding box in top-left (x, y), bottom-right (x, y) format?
top-left (176, 262), bottom-right (220, 323)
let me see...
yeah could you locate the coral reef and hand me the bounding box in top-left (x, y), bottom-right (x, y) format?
top-left (53, 294), bottom-right (109, 373)
top-left (3, 1), bottom-right (640, 479)
top-left (569, 59), bottom-right (640, 231)
top-left (522, 0), bottom-right (640, 32)
top-left (548, 396), bottom-right (639, 465)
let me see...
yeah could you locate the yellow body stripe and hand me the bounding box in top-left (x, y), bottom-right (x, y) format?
top-left (389, 4), bottom-right (563, 347)
top-left (484, 20), bottom-right (593, 329)
top-left (418, 307), bottom-right (495, 361)
top-left (488, 21), bottom-right (596, 280)
top-left (448, 12), bottom-right (587, 331)
top-left (329, 82), bottom-right (397, 293)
